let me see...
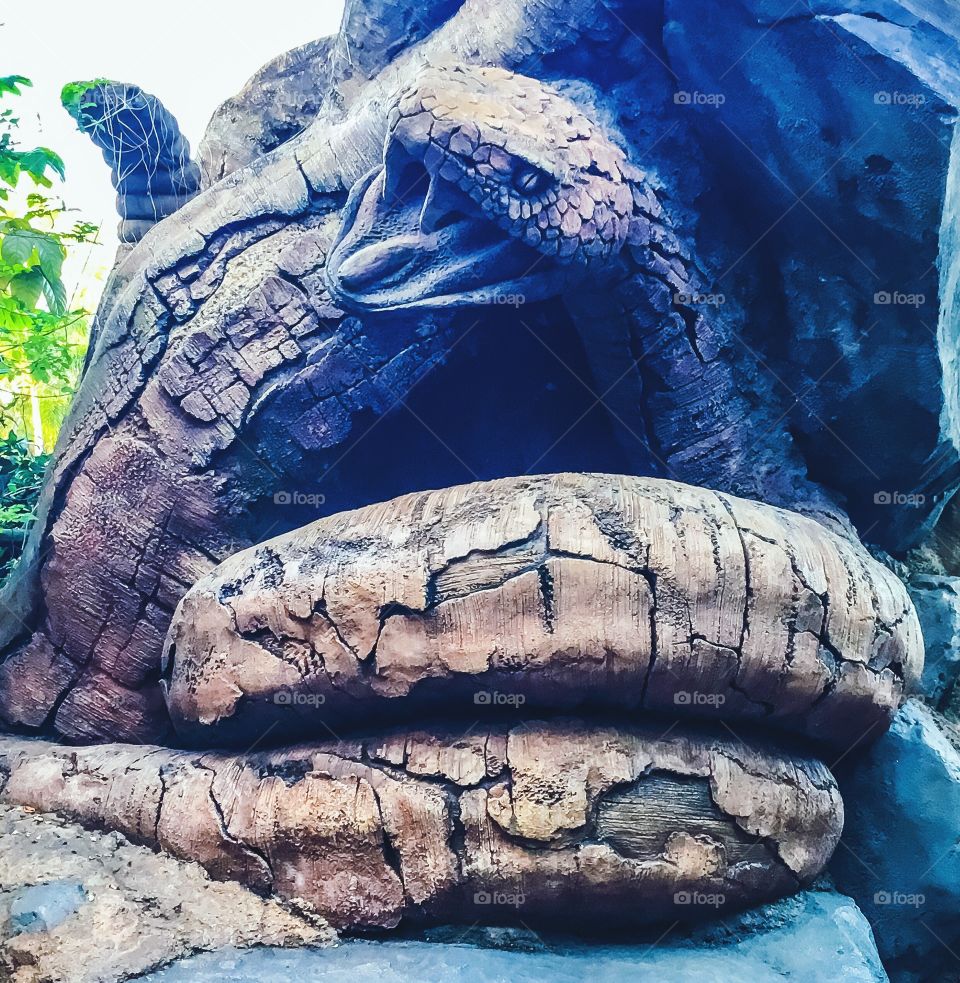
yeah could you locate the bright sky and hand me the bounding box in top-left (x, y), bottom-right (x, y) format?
top-left (2, 1), bottom-right (346, 305)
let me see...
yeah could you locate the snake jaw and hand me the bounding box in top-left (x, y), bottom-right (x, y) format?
top-left (326, 65), bottom-right (645, 313)
top-left (327, 146), bottom-right (573, 312)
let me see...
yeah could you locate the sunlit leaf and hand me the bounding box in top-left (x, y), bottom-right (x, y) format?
top-left (8, 270), bottom-right (44, 308)
top-left (0, 230), bottom-right (35, 267)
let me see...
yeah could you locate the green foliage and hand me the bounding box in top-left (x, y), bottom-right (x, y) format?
top-left (0, 75), bottom-right (99, 580)
top-left (60, 79), bottom-right (112, 130)
top-left (0, 431), bottom-right (49, 580)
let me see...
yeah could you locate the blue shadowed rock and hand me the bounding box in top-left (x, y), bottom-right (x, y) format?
top-left (833, 700), bottom-right (960, 981)
top-left (662, 0), bottom-right (960, 550)
top-left (5, 880), bottom-right (87, 936)
top-left (132, 890), bottom-right (886, 983)
top-left (908, 576), bottom-right (960, 707)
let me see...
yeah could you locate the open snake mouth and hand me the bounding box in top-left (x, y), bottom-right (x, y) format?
top-left (326, 146), bottom-right (573, 311)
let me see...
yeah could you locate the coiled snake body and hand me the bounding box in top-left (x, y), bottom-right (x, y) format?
top-left (0, 55), bottom-right (923, 933)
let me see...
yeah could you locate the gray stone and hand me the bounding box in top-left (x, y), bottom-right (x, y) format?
top-left (908, 576), bottom-right (960, 706)
top-left (832, 700), bottom-right (960, 980)
top-left (0, 805), bottom-right (333, 983)
top-left (133, 890), bottom-right (886, 983)
top-left (663, 0), bottom-right (960, 550)
top-left (4, 881), bottom-right (86, 935)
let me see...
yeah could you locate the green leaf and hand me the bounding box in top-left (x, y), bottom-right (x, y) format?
top-left (41, 276), bottom-right (68, 316)
top-left (0, 71), bottom-right (96, 564)
top-left (60, 79), bottom-right (111, 124)
top-left (8, 270), bottom-right (43, 308)
top-left (0, 77), bottom-right (31, 98)
top-left (0, 157), bottom-right (20, 189)
top-left (35, 236), bottom-right (64, 283)
top-left (17, 147), bottom-right (65, 184)
top-left (0, 230), bottom-right (35, 267)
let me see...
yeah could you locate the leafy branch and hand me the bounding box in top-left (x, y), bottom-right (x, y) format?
top-left (0, 73), bottom-right (99, 579)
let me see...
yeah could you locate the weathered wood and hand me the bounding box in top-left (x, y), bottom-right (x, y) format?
top-left (164, 473), bottom-right (922, 749)
top-left (0, 0), bottom-right (632, 746)
top-left (0, 721), bottom-right (842, 931)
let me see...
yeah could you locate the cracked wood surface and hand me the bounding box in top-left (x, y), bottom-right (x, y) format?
top-left (0, 721), bottom-right (841, 931)
top-left (164, 473), bottom-right (922, 749)
top-left (0, 0), bottom-right (627, 746)
top-left (0, 217), bottom-right (354, 744)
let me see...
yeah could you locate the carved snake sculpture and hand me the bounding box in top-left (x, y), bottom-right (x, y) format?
top-left (0, 0), bottom-right (633, 745)
top-left (0, 16), bottom-right (923, 935)
top-left (326, 65), bottom-right (835, 513)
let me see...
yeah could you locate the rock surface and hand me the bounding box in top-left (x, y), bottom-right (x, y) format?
top-left (164, 473), bottom-right (922, 749)
top-left (832, 700), bottom-right (960, 980)
top-left (908, 576), bottom-right (960, 710)
top-left (0, 722), bottom-right (842, 931)
top-left (6, 880), bottom-right (86, 937)
top-left (131, 890), bottom-right (887, 983)
top-left (664, 0), bottom-right (960, 550)
top-left (0, 804), bottom-right (334, 983)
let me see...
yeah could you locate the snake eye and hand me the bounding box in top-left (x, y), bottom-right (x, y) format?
top-left (512, 164), bottom-right (550, 196)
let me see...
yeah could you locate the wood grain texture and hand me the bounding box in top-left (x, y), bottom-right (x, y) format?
top-left (164, 473), bottom-right (922, 748)
top-left (0, 721), bottom-right (842, 931)
top-left (0, 0), bottom-right (627, 746)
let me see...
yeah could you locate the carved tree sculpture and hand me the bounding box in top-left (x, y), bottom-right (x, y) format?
top-left (0, 0), bottom-right (944, 934)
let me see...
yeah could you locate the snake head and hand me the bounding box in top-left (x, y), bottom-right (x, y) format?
top-left (327, 65), bottom-right (642, 312)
